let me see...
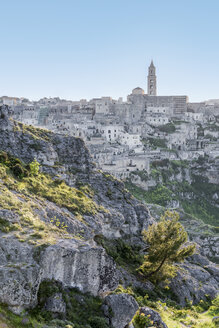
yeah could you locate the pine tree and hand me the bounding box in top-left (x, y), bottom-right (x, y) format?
top-left (138, 210), bottom-right (196, 285)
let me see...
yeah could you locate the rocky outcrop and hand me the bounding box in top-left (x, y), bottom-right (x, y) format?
top-left (103, 293), bottom-right (139, 328)
top-left (170, 254), bottom-right (219, 306)
top-left (0, 231), bottom-right (119, 314)
top-left (193, 235), bottom-right (219, 263)
top-left (0, 236), bottom-right (41, 314)
top-left (0, 108), bottom-right (92, 174)
top-left (41, 240), bottom-right (119, 296)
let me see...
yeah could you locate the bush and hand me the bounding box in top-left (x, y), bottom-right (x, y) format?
top-left (88, 317), bottom-right (109, 328)
top-left (29, 159), bottom-right (40, 176)
top-left (11, 163), bottom-right (25, 178)
top-left (132, 310), bottom-right (153, 328)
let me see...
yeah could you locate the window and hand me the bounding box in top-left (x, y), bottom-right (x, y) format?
top-left (108, 130), bottom-right (111, 133)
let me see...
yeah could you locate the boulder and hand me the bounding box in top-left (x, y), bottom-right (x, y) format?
top-left (170, 260), bottom-right (219, 306)
top-left (103, 293), bottom-right (138, 328)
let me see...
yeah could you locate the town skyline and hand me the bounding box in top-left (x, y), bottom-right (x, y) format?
top-left (1, 59), bottom-right (219, 104)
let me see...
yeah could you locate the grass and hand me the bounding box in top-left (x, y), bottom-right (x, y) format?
top-left (1, 293), bottom-right (218, 328)
top-left (0, 217), bottom-right (20, 233)
top-left (113, 285), bottom-right (219, 328)
top-left (0, 151), bottom-right (104, 218)
top-left (0, 183), bottom-right (66, 245)
top-left (13, 121), bottom-right (53, 142)
top-left (0, 152), bottom-right (105, 244)
top-left (16, 173), bottom-right (99, 218)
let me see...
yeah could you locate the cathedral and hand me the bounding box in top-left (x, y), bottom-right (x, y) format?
top-left (130, 61), bottom-right (188, 115)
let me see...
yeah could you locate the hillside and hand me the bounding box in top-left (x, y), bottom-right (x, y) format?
top-left (0, 105), bottom-right (218, 328)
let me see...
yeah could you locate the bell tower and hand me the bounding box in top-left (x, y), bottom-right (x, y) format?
top-left (147, 60), bottom-right (157, 96)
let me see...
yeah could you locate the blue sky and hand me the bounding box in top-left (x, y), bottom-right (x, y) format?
top-left (0, 0), bottom-right (219, 102)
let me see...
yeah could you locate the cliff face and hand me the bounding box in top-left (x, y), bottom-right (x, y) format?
top-left (0, 105), bottom-right (218, 326)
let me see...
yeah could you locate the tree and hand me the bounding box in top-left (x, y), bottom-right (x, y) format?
top-left (137, 210), bottom-right (196, 285)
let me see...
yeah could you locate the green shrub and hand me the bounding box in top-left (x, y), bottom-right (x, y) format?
top-left (88, 316), bottom-right (109, 328)
top-left (29, 159), bottom-right (40, 176)
top-left (11, 163), bottom-right (25, 178)
top-left (94, 236), bottom-right (143, 271)
top-left (132, 310), bottom-right (153, 328)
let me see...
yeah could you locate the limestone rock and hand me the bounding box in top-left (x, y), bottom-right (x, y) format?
top-left (0, 236), bottom-right (41, 314)
top-left (103, 293), bottom-right (139, 328)
top-left (170, 259), bottom-right (219, 306)
top-left (41, 240), bottom-right (119, 296)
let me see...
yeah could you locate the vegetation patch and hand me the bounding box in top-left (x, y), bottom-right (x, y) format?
top-left (113, 285), bottom-right (219, 328)
top-left (0, 217), bottom-right (20, 233)
top-left (157, 122), bottom-right (176, 133)
top-left (125, 181), bottom-right (175, 207)
top-left (94, 235), bottom-right (143, 272)
top-left (0, 152), bottom-right (102, 222)
top-left (32, 280), bottom-right (109, 328)
top-left (14, 121), bottom-right (53, 142)
top-left (126, 159), bottom-right (219, 227)
top-left (148, 137), bottom-right (167, 149)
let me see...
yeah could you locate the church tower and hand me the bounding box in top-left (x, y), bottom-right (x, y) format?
top-left (147, 60), bottom-right (157, 96)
